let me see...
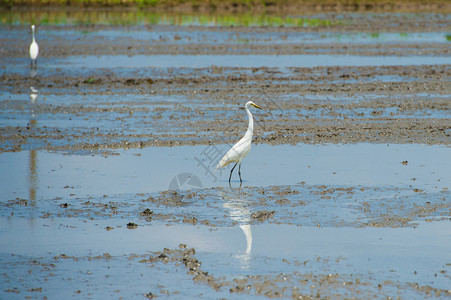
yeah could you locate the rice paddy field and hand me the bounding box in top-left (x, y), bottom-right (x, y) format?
top-left (0, 1), bottom-right (450, 298)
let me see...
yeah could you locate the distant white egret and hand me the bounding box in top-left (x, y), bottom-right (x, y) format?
top-left (216, 101), bottom-right (262, 183)
top-left (29, 25), bottom-right (39, 68)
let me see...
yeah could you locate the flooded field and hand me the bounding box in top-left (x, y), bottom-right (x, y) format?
top-left (1, 7), bottom-right (451, 299)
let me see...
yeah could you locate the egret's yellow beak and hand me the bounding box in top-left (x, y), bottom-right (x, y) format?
top-left (252, 103), bottom-right (262, 109)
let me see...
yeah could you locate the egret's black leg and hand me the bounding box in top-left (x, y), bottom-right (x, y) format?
top-left (229, 162), bottom-right (238, 183)
top-left (238, 163), bottom-right (242, 183)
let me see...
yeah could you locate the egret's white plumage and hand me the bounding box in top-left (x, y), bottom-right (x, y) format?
top-left (216, 101), bottom-right (262, 183)
top-left (29, 25), bottom-right (39, 67)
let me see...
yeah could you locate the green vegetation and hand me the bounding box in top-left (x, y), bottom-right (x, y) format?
top-left (1, 0), bottom-right (449, 14)
top-left (83, 77), bottom-right (102, 84)
top-left (1, 0), bottom-right (448, 6)
top-left (0, 9), bottom-right (342, 27)
top-left (446, 34), bottom-right (451, 42)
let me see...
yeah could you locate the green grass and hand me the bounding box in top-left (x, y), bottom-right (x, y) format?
top-left (0, 10), bottom-right (343, 27)
top-left (2, 0), bottom-right (448, 6)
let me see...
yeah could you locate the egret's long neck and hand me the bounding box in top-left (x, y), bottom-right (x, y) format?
top-left (32, 28), bottom-right (35, 41)
top-left (244, 106), bottom-right (253, 139)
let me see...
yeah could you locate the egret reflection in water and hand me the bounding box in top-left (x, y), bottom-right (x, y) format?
top-left (29, 86), bottom-right (38, 126)
top-left (28, 87), bottom-right (39, 204)
top-left (222, 187), bottom-right (253, 268)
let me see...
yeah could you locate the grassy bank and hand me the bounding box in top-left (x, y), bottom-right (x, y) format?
top-left (1, 0), bottom-right (450, 13)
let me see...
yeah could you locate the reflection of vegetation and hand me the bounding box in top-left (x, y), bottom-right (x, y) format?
top-left (236, 38), bottom-right (250, 44)
top-left (446, 34), bottom-right (451, 42)
top-left (83, 77), bottom-right (101, 84)
top-left (0, 10), bottom-right (342, 27)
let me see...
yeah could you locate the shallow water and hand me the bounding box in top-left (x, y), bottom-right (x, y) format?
top-left (1, 143), bottom-right (449, 202)
top-left (4, 54), bottom-right (449, 79)
top-left (2, 144), bottom-right (450, 299)
top-left (60, 54), bottom-right (451, 69)
top-left (92, 30), bottom-right (450, 44)
top-left (4, 26), bottom-right (450, 44)
top-left (1, 216), bottom-right (450, 299)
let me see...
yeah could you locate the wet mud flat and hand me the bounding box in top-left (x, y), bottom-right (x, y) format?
top-left (1, 8), bottom-right (451, 299)
top-left (1, 186), bottom-right (451, 299)
top-left (2, 219), bottom-right (451, 299)
top-left (1, 12), bottom-right (451, 152)
top-left (1, 143), bottom-right (451, 298)
top-left (1, 63), bottom-right (450, 152)
top-left (2, 181), bottom-right (451, 298)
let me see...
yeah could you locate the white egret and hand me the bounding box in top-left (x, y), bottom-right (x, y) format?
top-left (216, 101), bottom-right (262, 183)
top-left (29, 25), bottom-right (39, 68)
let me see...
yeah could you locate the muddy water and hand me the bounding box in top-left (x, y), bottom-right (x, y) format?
top-left (1, 144), bottom-right (450, 200)
top-left (1, 218), bottom-right (451, 298)
top-left (1, 144), bottom-right (450, 298)
top-left (43, 54), bottom-right (451, 69)
top-left (1, 8), bottom-right (451, 299)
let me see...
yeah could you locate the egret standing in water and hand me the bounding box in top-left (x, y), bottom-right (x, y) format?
top-left (216, 101), bottom-right (262, 183)
top-left (29, 25), bottom-right (39, 68)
